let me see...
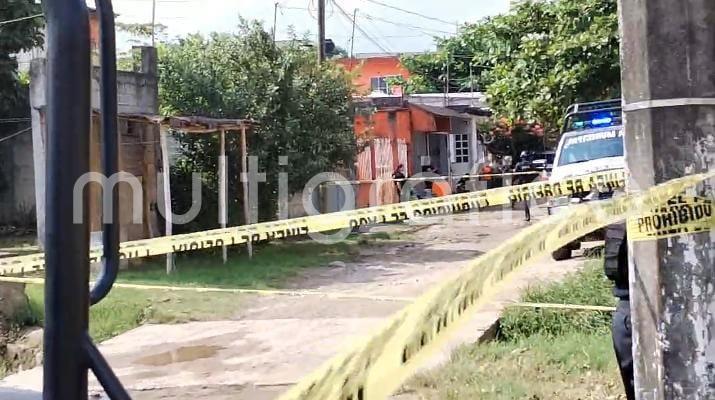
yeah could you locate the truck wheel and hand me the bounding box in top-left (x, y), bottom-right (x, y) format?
top-left (552, 246), bottom-right (572, 261)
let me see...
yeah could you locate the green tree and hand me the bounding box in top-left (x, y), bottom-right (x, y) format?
top-left (116, 22), bottom-right (168, 71)
top-left (0, 0), bottom-right (43, 117)
top-left (159, 21), bottom-right (355, 231)
top-left (116, 21), bottom-right (168, 41)
top-left (400, 0), bottom-right (620, 138)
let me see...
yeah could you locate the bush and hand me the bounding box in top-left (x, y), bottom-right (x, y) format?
top-left (499, 260), bottom-right (615, 341)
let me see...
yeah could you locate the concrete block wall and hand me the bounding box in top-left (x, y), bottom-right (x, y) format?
top-left (0, 127), bottom-right (35, 226)
top-left (30, 47), bottom-right (159, 246)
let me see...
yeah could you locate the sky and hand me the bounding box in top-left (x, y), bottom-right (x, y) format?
top-left (109, 0), bottom-right (510, 54)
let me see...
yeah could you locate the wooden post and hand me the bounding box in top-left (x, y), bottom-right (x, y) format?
top-left (240, 125), bottom-right (253, 258)
top-left (218, 129), bottom-right (228, 264)
top-left (142, 123), bottom-right (160, 239)
top-left (159, 127), bottom-right (174, 273)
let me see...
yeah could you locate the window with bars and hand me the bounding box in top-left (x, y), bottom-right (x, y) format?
top-left (454, 133), bottom-right (470, 163)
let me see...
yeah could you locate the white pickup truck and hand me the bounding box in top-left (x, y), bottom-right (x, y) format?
top-left (548, 99), bottom-right (625, 260)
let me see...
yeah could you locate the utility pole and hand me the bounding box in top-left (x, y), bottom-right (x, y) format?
top-left (273, 2), bottom-right (278, 44)
top-left (349, 8), bottom-right (357, 68)
top-left (469, 63), bottom-right (474, 94)
top-left (317, 0), bottom-right (326, 62)
top-left (618, 1), bottom-right (715, 399)
top-left (444, 52), bottom-right (450, 107)
top-left (151, 0), bottom-right (156, 47)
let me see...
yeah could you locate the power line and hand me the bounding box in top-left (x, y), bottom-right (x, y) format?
top-left (360, 0), bottom-right (453, 26)
top-left (0, 118), bottom-right (31, 123)
top-left (331, 8), bottom-right (355, 50)
top-left (0, 127), bottom-right (32, 144)
top-left (361, 13), bottom-right (453, 35)
top-left (0, 13), bottom-right (43, 27)
top-left (359, 11), bottom-right (395, 53)
top-left (279, 5), bottom-right (309, 11)
top-left (332, 0), bottom-right (390, 53)
top-left (333, 33), bottom-right (430, 39)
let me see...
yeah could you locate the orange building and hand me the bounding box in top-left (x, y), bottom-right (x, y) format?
top-left (353, 99), bottom-right (476, 207)
top-left (334, 54), bottom-right (484, 208)
top-left (336, 54), bottom-right (410, 96)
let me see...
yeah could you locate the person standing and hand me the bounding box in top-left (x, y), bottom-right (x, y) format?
top-left (604, 222), bottom-right (635, 400)
top-left (392, 164), bottom-right (406, 201)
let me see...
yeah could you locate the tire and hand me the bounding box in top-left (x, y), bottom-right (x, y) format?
top-left (552, 246), bottom-right (572, 261)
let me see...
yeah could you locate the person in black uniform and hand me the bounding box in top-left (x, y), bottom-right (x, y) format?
top-left (392, 164), bottom-right (406, 201)
top-left (604, 222), bottom-right (635, 400)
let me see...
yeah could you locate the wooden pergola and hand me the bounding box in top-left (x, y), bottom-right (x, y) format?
top-left (127, 115), bottom-right (257, 273)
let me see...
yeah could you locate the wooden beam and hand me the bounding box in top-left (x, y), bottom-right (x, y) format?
top-left (219, 129), bottom-right (228, 264)
top-left (159, 127), bottom-right (175, 273)
top-left (240, 126), bottom-right (253, 258)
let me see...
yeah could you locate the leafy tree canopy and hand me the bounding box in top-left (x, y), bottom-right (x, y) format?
top-left (401, 0), bottom-right (620, 137)
top-left (0, 0), bottom-right (43, 116)
top-left (159, 21), bottom-right (356, 228)
top-left (116, 21), bottom-right (168, 40)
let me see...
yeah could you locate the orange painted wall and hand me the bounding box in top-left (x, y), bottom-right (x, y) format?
top-left (354, 108), bottom-right (413, 208)
top-left (409, 105), bottom-right (437, 133)
top-left (371, 110), bottom-right (412, 142)
top-left (336, 56), bottom-right (410, 95)
top-left (355, 109), bottom-right (411, 141)
top-left (89, 12), bottom-right (100, 50)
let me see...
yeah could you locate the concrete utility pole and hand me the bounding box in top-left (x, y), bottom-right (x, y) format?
top-left (151, 0), bottom-right (156, 47)
top-left (273, 2), bottom-right (278, 44)
top-left (618, 1), bottom-right (715, 399)
top-left (317, 0), bottom-right (326, 62)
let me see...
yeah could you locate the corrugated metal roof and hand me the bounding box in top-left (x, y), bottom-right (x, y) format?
top-left (409, 103), bottom-right (472, 120)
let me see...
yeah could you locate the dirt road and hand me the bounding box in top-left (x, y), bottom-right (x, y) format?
top-left (0, 207), bottom-right (592, 399)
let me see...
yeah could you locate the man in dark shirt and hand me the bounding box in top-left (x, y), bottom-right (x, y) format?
top-left (604, 222), bottom-right (635, 400)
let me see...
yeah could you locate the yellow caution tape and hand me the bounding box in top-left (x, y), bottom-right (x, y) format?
top-left (276, 172), bottom-right (710, 400)
top-left (0, 170), bottom-right (627, 276)
top-left (628, 195), bottom-right (714, 241)
top-left (0, 276), bottom-right (413, 302)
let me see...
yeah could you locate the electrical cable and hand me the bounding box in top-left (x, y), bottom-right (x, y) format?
top-left (359, 11), bottom-right (396, 52)
top-left (0, 118), bottom-right (31, 123)
top-left (0, 127), bottom-right (32, 144)
top-left (361, 13), bottom-right (453, 36)
top-left (332, 0), bottom-right (390, 53)
top-left (331, 8), bottom-right (356, 51)
top-left (0, 13), bottom-right (43, 27)
top-left (307, 0), bottom-right (335, 20)
top-left (360, 0), bottom-right (453, 25)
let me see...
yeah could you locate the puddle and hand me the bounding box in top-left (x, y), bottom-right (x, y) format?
top-left (136, 345), bottom-right (224, 366)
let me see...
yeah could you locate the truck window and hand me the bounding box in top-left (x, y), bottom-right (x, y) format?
top-left (558, 129), bottom-right (624, 166)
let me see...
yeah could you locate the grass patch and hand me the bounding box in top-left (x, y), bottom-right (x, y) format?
top-left (117, 239), bottom-right (361, 289)
top-left (499, 261), bottom-right (615, 341)
top-left (405, 332), bottom-right (623, 400)
top-left (24, 285), bottom-right (243, 343)
top-left (402, 260), bottom-right (624, 400)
